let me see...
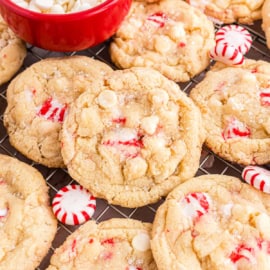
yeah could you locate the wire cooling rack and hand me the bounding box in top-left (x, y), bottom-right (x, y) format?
top-left (0, 19), bottom-right (269, 269)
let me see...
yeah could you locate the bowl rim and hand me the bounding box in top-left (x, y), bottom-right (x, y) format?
top-left (0, 0), bottom-right (120, 20)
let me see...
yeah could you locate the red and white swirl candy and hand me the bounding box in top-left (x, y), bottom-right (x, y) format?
top-left (210, 42), bottom-right (245, 66)
top-left (210, 25), bottom-right (252, 66)
top-left (180, 192), bottom-right (211, 221)
top-left (222, 117), bottom-right (251, 140)
top-left (242, 166), bottom-right (270, 194)
top-left (215, 25), bottom-right (252, 55)
top-left (52, 184), bottom-right (96, 225)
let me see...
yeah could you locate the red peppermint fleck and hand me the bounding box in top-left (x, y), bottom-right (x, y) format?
top-left (126, 267), bottom-right (142, 270)
top-left (222, 117), bottom-right (251, 140)
top-left (214, 81), bottom-right (227, 92)
top-left (101, 251), bottom-right (113, 260)
top-left (229, 244), bottom-right (254, 263)
top-left (112, 117), bottom-right (126, 125)
top-left (147, 12), bottom-right (168, 28)
top-left (260, 89), bottom-right (270, 106)
top-left (37, 97), bottom-right (68, 123)
top-left (257, 238), bottom-right (270, 254)
top-left (101, 238), bottom-right (115, 246)
top-left (71, 239), bottom-right (77, 253)
top-left (31, 89), bottom-right (37, 95)
top-left (178, 42), bottom-right (186, 48)
top-left (251, 68), bottom-right (258, 73)
top-left (89, 238), bottom-right (94, 244)
top-left (181, 192), bottom-right (211, 221)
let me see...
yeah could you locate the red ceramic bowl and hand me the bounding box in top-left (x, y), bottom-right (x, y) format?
top-left (0, 0), bottom-right (131, 52)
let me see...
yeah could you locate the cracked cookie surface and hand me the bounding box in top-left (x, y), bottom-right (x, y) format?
top-left (46, 218), bottom-right (157, 270)
top-left (190, 60), bottom-right (270, 165)
top-left (0, 154), bottom-right (57, 270)
top-left (187, 0), bottom-right (264, 24)
top-left (151, 174), bottom-right (270, 270)
top-left (262, 0), bottom-right (270, 49)
top-left (0, 15), bottom-right (26, 86)
top-left (110, 0), bottom-right (215, 82)
top-left (4, 56), bottom-right (113, 168)
top-left (61, 67), bottom-right (204, 207)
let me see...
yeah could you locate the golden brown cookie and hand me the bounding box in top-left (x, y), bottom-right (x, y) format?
top-left (190, 59), bottom-right (270, 165)
top-left (61, 67), bottom-right (205, 207)
top-left (152, 174), bottom-right (270, 270)
top-left (0, 154), bottom-right (57, 270)
top-left (110, 0), bottom-right (215, 82)
top-left (0, 15), bottom-right (26, 86)
top-left (262, 0), bottom-right (270, 49)
top-left (187, 0), bottom-right (264, 24)
top-left (46, 218), bottom-right (157, 270)
top-left (4, 56), bottom-right (113, 168)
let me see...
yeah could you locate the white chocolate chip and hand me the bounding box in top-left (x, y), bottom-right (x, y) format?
top-left (168, 23), bottom-right (186, 41)
top-left (132, 232), bottom-right (150, 252)
top-left (123, 156), bottom-right (148, 181)
top-left (0, 208), bottom-right (8, 217)
top-left (11, 0), bottom-right (106, 13)
top-left (154, 36), bottom-right (172, 53)
top-left (50, 4), bottom-right (66, 13)
top-left (141, 116), bottom-right (159, 135)
top-left (34, 0), bottom-right (54, 10)
top-left (150, 89), bottom-right (169, 105)
top-left (97, 90), bottom-right (117, 109)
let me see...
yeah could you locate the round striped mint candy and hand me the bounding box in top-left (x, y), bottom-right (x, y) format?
top-left (215, 25), bottom-right (252, 55)
top-left (52, 184), bottom-right (96, 225)
top-left (209, 42), bottom-right (244, 66)
top-left (242, 166), bottom-right (270, 194)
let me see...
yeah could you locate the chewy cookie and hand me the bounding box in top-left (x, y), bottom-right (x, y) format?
top-left (187, 0), bottom-right (264, 24)
top-left (0, 15), bottom-right (26, 86)
top-left (0, 154), bottom-right (57, 270)
top-left (61, 67), bottom-right (204, 207)
top-left (46, 218), bottom-right (157, 270)
top-left (4, 56), bottom-right (113, 168)
top-left (110, 0), bottom-right (215, 82)
top-left (151, 174), bottom-right (270, 270)
top-left (190, 59), bottom-right (270, 165)
top-left (262, 0), bottom-right (270, 49)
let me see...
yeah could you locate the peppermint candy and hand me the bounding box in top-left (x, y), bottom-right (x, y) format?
top-left (52, 184), bottom-right (96, 225)
top-left (222, 117), bottom-right (251, 140)
top-left (210, 25), bottom-right (252, 66)
top-left (260, 88), bottom-right (270, 106)
top-left (229, 243), bottom-right (255, 264)
top-left (180, 192), bottom-right (211, 221)
top-left (215, 25), bottom-right (252, 55)
top-left (210, 43), bottom-right (244, 66)
top-left (36, 97), bottom-right (68, 123)
top-left (242, 166), bottom-right (270, 194)
top-left (146, 12), bottom-right (168, 28)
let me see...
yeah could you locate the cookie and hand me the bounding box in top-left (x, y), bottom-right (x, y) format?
top-left (4, 56), bottom-right (113, 168)
top-left (190, 59), bottom-right (270, 165)
top-left (0, 15), bottom-right (26, 86)
top-left (61, 67), bottom-right (205, 207)
top-left (187, 0), bottom-right (264, 24)
top-left (46, 218), bottom-right (157, 270)
top-left (262, 0), bottom-right (270, 49)
top-left (151, 174), bottom-right (270, 270)
top-left (110, 0), bottom-right (215, 82)
top-left (0, 154), bottom-right (57, 270)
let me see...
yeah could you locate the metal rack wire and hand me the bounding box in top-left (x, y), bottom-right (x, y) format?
top-left (0, 19), bottom-right (269, 269)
